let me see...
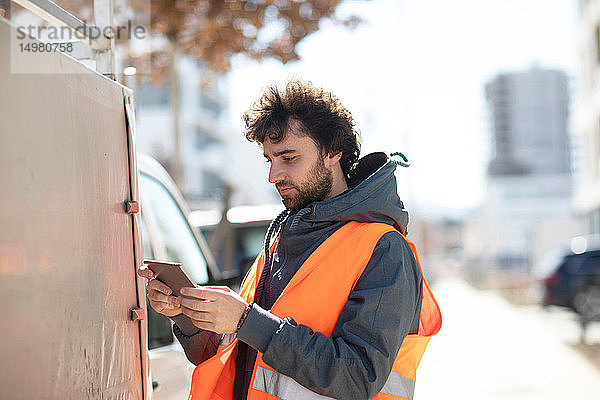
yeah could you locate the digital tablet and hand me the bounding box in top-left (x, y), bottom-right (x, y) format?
top-left (143, 259), bottom-right (197, 296)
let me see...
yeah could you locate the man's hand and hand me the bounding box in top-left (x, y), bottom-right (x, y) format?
top-left (179, 286), bottom-right (248, 334)
top-left (137, 266), bottom-right (182, 317)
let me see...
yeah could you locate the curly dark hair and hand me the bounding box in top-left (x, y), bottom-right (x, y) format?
top-left (243, 80), bottom-right (361, 180)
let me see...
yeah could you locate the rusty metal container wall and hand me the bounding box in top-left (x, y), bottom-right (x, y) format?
top-left (0, 17), bottom-right (145, 399)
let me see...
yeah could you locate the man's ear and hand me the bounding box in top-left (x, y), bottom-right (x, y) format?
top-left (325, 151), bottom-right (343, 168)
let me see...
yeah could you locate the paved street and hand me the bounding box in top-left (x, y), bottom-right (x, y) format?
top-left (415, 277), bottom-right (600, 400)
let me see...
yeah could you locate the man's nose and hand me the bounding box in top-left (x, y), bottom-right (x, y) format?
top-left (268, 164), bottom-right (284, 184)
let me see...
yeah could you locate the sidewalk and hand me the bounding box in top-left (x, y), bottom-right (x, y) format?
top-left (415, 277), bottom-right (600, 400)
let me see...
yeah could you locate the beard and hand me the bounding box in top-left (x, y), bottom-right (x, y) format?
top-left (277, 156), bottom-right (333, 211)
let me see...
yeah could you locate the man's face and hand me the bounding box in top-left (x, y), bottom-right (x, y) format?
top-left (263, 129), bottom-right (333, 211)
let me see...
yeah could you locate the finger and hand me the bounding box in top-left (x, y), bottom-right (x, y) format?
top-left (179, 297), bottom-right (213, 312)
top-left (148, 279), bottom-right (172, 295)
top-left (156, 302), bottom-right (180, 314)
top-left (138, 267), bottom-right (154, 279)
top-left (179, 287), bottom-right (196, 295)
top-left (157, 301), bottom-right (180, 312)
top-left (180, 286), bottom-right (218, 300)
top-left (148, 289), bottom-right (177, 305)
top-left (202, 285), bottom-right (232, 292)
top-left (191, 320), bottom-right (214, 331)
top-left (181, 306), bottom-right (211, 322)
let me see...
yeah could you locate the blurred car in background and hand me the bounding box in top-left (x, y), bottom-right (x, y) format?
top-left (542, 239), bottom-right (600, 331)
top-left (189, 204), bottom-right (285, 280)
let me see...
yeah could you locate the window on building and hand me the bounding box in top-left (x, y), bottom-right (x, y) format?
top-left (196, 127), bottom-right (218, 150)
top-left (138, 80), bottom-right (170, 106)
top-left (202, 170), bottom-right (225, 199)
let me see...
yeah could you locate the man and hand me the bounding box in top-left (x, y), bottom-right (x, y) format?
top-left (138, 80), bottom-right (441, 400)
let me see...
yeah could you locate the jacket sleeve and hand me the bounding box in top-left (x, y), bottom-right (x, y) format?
top-left (170, 314), bottom-right (221, 366)
top-left (236, 231), bottom-right (423, 399)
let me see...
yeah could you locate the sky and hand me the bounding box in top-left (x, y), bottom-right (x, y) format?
top-left (225, 0), bottom-right (580, 220)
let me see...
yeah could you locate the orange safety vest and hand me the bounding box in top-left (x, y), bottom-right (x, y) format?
top-left (188, 221), bottom-right (442, 400)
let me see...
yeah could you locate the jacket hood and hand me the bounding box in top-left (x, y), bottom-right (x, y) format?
top-left (286, 153), bottom-right (409, 235)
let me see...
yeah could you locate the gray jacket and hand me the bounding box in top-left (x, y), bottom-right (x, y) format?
top-left (172, 156), bottom-right (423, 400)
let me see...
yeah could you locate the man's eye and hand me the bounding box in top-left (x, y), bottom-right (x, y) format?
top-left (283, 156), bottom-right (296, 162)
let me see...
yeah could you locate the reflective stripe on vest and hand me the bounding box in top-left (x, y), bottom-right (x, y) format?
top-left (380, 371), bottom-right (415, 399)
top-left (252, 366), bottom-right (335, 400)
top-left (252, 366), bottom-right (416, 400)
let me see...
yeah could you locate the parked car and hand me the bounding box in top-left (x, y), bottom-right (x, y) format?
top-left (138, 154), bottom-right (239, 399)
top-left (189, 204), bottom-right (284, 279)
top-left (542, 246), bottom-right (600, 337)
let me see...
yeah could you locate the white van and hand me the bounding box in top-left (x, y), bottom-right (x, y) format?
top-left (0, 14), bottom-right (235, 399)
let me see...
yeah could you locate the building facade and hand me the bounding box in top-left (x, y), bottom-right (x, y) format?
top-left (572, 0), bottom-right (600, 235)
top-left (482, 67), bottom-right (576, 270)
top-left (486, 68), bottom-right (571, 177)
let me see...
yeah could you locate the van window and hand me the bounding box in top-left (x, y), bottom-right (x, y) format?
top-left (140, 173), bottom-right (209, 284)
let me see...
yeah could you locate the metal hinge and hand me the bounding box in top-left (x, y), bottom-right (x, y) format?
top-left (125, 200), bottom-right (139, 214)
top-left (130, 307), bottom-right (145, 322)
